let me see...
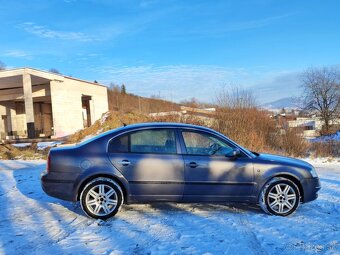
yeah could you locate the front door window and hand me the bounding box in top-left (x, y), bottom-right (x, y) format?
top-left (182, 131), bottom-right (234, 156)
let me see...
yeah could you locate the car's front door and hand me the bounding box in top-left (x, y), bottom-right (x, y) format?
top-left (180, 130), bottom-right (255, 202)
top-left (108, 128), bottom-right (184, 202)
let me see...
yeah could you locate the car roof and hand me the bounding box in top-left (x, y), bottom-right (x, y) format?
top-left (121, 122), bottom-right (214, 132)
top-left (78, 122), bottom-right (216, 146)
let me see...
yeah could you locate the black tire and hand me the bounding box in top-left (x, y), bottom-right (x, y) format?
top-left (80, 177), bottom-right (124, 220)
top-left (259, 177), bottom-right (300, 216)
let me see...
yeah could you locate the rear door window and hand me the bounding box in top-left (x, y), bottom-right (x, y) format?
top-left (108, 129), bottom-right (177, 154)
top-left (108, 134), bottom-right (129, 153)
top-left (130, 129), bottom-right (176, 154)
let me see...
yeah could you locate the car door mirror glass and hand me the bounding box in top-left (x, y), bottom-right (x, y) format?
top-left (225, 148), bottom-right (241, 158)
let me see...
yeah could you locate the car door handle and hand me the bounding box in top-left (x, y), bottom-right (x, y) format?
top-left (187, 162), bottom-right (198, 168)
top-left (117, 160), bottom-right (131, 166)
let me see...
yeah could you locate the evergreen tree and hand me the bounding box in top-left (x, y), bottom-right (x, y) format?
top-left (121, 84), bottom-right (126, 94)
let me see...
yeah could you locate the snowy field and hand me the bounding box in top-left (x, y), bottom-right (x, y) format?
top-left (0, 159), bottom-right (339, 255)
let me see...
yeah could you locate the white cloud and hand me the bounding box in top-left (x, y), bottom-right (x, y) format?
top-left (4, 50), bottom-right (31, 58)
top-left (21, 22), bottom-right (97, 42)
top-left (224, 13), bottom-right (295, 33)
top-left (90, 64), bottom-right (302, 103)
top-left (188, 13), bottom-right (296, 36)
top-left (140, 0), bottom-right (158, 8)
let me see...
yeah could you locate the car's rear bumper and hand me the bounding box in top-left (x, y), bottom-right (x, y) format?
top-left (301, 177), bottom-right (321, 203)
top-left (41, 171), bottom-right (77, 202)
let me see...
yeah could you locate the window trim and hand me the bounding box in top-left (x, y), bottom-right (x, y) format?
top-left (107, 127), bottom-right (181, 155)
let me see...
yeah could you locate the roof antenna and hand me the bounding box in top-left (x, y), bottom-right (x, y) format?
top-left (123, 123), bottom-right (127, 127)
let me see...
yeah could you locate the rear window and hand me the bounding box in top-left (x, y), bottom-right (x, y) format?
top-left (108, 134), bottom-right (129, 153)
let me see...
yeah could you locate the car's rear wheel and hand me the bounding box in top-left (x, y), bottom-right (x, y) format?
top-left (80, 177), bottom-right (123, 219)
top-left (259, 177), bottom-right (300, 216)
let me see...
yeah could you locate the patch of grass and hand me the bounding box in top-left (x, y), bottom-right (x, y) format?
top-left (310, 141), bottom-right (340, 158)
top-left (67, 111), bottom-right (150, 143)
top-left (0, 144), bottom-right (47, 160)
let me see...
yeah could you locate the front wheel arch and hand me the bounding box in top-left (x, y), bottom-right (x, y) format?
top-left (271, 174), bottom-right (304, 202)
top-left (259, 177), bottom-right (301, 216)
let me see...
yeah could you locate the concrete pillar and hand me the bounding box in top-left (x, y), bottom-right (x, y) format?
top-left (5, 105), bottom-right (14, 136)
top-left (50, 80), bottom-right (61, 137)
top-left (23, 71), bottom-right (35, 138)
top-left (90, 98), bottom-right (95, 126)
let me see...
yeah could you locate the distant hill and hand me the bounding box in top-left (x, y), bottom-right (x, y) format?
top-left (261, 97), bottom-right (298, 111)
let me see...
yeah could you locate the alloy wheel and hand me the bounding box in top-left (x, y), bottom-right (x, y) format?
top-left (267, 183), bottom-right (297, 214)
top-left (85, 184), bottom-right (118, 216)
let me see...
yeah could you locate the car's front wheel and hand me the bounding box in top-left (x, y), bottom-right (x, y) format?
top-left (259, 177), bottom-right (300, 216)
top-left (80, 177), bottom-right (124, 219)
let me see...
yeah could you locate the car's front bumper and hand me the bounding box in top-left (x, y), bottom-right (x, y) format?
top-left (301, 177), bottom-right (321, 203)
top-left (41, 170), bottom-right (77, 201)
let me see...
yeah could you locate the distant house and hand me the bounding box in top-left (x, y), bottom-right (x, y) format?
top-left (288, 117), bottom-right (340, 138)
top-left (0, 68), bottom-right (108, 140)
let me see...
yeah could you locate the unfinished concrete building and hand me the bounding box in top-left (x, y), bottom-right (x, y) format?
top-left (0, 68), bottom-right (108, 140)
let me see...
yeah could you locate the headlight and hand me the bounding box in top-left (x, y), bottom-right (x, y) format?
top-left (310, 167), bottom-right (318, 178)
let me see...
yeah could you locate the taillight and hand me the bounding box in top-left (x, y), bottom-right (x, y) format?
top-left (46, 153), bottom-right (51, 173)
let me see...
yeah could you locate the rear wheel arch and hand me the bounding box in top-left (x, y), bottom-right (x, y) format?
top-left (77, 174), bottom-right (127, 202)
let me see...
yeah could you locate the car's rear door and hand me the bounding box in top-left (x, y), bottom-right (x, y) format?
top-left (179, 129), bottom-right (255, 202)
top-left (108, 128), bottom-right (184, 202)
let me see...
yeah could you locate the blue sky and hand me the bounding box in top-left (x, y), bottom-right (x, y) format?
top-left (1, 0), bottom-right (339, 104)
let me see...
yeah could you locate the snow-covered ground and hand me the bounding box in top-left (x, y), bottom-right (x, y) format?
top-left (11, 141), bottom-right (63, 150)
top-left (0, 159), bottom-right (339, 255)
top-left (311, 131), bottom-right (340, 142)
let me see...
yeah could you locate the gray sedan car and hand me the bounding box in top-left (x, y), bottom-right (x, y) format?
top-left (41, 123), bottom-right (320, 219)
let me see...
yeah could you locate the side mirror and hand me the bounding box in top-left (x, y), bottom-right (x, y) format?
top-left (226, 148), bottom-right (241, 158)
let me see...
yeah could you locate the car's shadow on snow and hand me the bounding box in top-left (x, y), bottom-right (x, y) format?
top-left (0, 160), bottom-right (95, 254)
top-left (130, 202), bottom-right (264, 215)
top-left (11, 161), bottom-right (87, 218)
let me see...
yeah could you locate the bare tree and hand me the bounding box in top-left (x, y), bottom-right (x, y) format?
top-left (109, 82), bottom-right (121, 93)
top-left (301, 66), bottom-right (340, 134)
top-left (216, 86), bottom-right (257, 109)
top-left (0, 60), bottom-right (6, 70)
top-left (180, 97), bottom-right (200, 108)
